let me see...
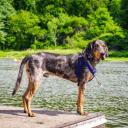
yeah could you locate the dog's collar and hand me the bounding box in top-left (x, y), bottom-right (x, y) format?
top-left (75, 56), bottom-right (96, 81)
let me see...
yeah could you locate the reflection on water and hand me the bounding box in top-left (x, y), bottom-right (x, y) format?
top-left (0, 59), bottom-right (128, 127)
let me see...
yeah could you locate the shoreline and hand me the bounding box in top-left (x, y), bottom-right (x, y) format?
top-left (0, 49), bottom-right (128, 62)
top-left (1, 56), bottom-right (128, 62)
top-left (0, 57), bottom-right (128, 62)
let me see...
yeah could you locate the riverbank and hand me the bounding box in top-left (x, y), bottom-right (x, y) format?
top-left (0, 49), bottom-right (128, 62)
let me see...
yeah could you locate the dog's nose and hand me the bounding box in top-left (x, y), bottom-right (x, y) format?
top-left (101, 53), bottom-right (105, 56)
top-left (101, 53), bottom-right (106, 60)
top-left (101, 52), bottom-right (106, 56)
top-left (101, 52), bottom-right (108, 57)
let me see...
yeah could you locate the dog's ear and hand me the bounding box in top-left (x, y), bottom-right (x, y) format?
top-left (85, 41), bottom-right (94, 60)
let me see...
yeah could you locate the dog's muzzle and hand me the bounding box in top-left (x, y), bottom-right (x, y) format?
top-left (101, 53), bottom-right (107, 60)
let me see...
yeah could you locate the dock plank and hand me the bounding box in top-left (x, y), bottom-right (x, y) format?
top-left (0, 106), bottom-right (106, 128)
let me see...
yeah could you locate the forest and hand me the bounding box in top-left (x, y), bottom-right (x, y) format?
top-left (0, 0), bottom-right (128, 51)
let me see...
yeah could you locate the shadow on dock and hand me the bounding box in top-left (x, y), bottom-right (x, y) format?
top-left (0, 109), bottom-right (76, 117)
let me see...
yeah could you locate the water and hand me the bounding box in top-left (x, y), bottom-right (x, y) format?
top-left (0, 59), bottom-right (128, 127)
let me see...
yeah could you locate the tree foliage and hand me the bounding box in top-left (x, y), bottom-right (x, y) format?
top-left (0, 0), bottom-right (128, 50)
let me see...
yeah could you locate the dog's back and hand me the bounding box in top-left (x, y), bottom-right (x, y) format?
top-left (32, 52), bottom-right (79, 82)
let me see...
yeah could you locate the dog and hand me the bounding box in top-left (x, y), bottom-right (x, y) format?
top-left (12, 40), bottom-right (108, 117)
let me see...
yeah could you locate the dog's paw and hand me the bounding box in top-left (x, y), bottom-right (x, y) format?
top-left (77, 111), bottom-right (89, 116)
top-left (24, 110), bottom-right (28, 113)
top-left (28, 112), bottom-right (36, 117)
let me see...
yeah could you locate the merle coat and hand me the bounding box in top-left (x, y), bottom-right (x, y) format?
top-left (12, 40), bottom-right (108, 117)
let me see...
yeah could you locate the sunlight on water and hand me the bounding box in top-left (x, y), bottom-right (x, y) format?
top-left (0, 59), bottom-right (128, 127)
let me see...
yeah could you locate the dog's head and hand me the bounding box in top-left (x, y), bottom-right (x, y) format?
top-left (85, 40), bottom-right (108, 62)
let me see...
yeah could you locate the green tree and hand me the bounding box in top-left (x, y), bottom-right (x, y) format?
top-left (121, 0), bottom-right (128, 29)
top-left (8, 10), bottom-right (45, 49)
top-left (0, 22), bottom-right (7, 49)
top-left (39, 13), bottom-right (87, 48)
top-left (0, 0), bottom-right (15, 50)
top-left (12, 0), bottom-right (37, 13)
top-left (85, 7), bottom-right (122, 39)
top-left (109, 0), bottom-right (122, 24)
top-left (0, 0), bottom-right (127, 50)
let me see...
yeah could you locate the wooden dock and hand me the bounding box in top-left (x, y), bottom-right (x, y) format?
top-left (0, 106), bottom-right (107, 128)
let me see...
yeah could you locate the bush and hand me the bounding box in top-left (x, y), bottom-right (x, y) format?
top-left (99, 31), bottom-right (128, 50)
top-left (85, 7), bottom-right (122, 39)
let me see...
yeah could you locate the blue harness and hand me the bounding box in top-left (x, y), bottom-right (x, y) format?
top-left (75, 56), bottom-right (96, 81)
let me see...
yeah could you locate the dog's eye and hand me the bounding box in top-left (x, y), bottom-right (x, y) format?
top-left (103, 45), bottom-right (106, 48)
top-left (95, 44), bottom-right (99, 48)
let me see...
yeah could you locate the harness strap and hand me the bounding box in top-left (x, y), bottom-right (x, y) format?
top-left (75, 56), bottom-right (96, 81)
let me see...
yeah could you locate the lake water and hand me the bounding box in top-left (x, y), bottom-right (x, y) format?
top-left (0, 59), bottom-right (128, 127)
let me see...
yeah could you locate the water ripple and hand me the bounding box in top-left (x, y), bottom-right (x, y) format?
top-left (0, 59), bottom-right (128, 127)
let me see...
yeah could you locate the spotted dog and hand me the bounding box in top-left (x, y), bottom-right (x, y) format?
top-left (12, 40), bottom-right (108, 117)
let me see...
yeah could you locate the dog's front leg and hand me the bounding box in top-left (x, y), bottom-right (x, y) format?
top-left (77, 83), bottom-right (88, 115)
top-left (77, 72), bottom-right (92, 115)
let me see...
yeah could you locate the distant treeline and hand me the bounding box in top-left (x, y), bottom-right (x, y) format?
top-left (0, 0), bottom-right (128, 50)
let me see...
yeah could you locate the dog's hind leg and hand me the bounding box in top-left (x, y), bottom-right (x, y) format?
top-left (22, 87), bottom-right (29, 113)
top-left (23, 79), bottom-right (40, 117)
top-left (23, 63), bottom-right (41, 117)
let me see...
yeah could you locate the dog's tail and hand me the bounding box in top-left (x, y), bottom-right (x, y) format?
top-left (12, 56), bottom-right (29, 96)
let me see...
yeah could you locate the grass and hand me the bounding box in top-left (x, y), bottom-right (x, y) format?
top-left (0, 49), bottom-right (81, 59)
top-left (109, 51), bottom-right (128, 58)
top-left (106, 57), bottom-right (128, 62)
top-left (0, 49), bottom-right (128, 62)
